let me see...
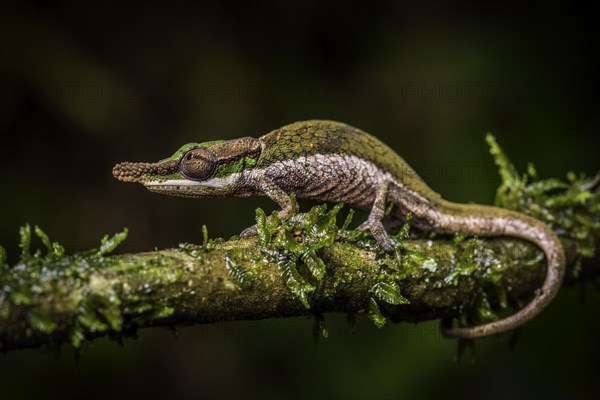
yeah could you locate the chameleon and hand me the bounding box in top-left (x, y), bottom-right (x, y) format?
top-left (112, 120), bottom-right (565, 338)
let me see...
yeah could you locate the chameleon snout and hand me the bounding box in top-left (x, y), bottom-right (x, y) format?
top-left (113, 159), bottom-right (180, 183)
top-left (112, 162), bottom-right (156, 183)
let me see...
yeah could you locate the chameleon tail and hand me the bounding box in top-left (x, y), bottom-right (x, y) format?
top-left (438, 203), bottom-right (566, 338)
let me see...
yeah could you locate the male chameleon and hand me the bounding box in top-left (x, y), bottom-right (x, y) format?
top-left (113, 120), bottom-right (565, 338)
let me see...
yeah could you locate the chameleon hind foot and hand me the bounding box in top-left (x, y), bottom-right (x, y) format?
top-left (358, 218), bottom-right (393, 252)
top-left (358, 180), bottom-right (393, 251)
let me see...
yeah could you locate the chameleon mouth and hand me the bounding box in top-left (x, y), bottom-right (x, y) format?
top-left (145, 179), bottom-right (204, 187)
top-left (142, 174), bottom-right (244, 199)
top-left (144, 181), bottom-right (202, 196)
top-left (144, 174), bottom-right (241, 189)
top-left (112, 160), bottom-right (179, 183)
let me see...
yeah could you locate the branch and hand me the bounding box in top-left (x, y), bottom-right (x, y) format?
top-left (0, 227), bottom-right (598, 352)
top-left (1, 138), bottom-right (599, 352)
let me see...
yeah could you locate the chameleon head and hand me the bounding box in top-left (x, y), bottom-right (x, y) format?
top-left (112, 138), bottom-right (261, 198)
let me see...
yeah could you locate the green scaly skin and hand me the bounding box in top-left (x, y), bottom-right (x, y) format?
top-left (113, 120), bottom-right (566, 339)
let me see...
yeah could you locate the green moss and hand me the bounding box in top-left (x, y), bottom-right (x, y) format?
top-left (256, 208), bottom-right (279, 246)
top-left (96, 229), bottom-right (128, 257)
top-left (28, 312), bottom-right (57, 334)
top-left (253, 195), bottom-right (415, 326)
top-left (301, 250), bottom-right (326, 281)
top-left (312, 314), bottom-right (329, 341)
top-left (225, 255), bottom-right (253, 289)
top-left (440, 135), bottom-right (600, 328)
top-left (19, 224), bottom-right (31, 260)
top-left (178, 225), bottom-right (222, 259)
top-left (255, 196), bottom-right (342, 308)
top-left (368, 298), bottom-right (386, 328)
top-left (0, 245), bottom-right (7, 267)
top-left (372, 281), bottom-right (409, 305)
top-left (0, 225), bottom-right (194, 350)
top-left (178, 242), bottom-right (204, 259)
top-left (202, 224), bottom-right (210, 247)
top-left (487, 134), bottom-right (600, 278)
top-left (365, 252), bottom-right (411, 326)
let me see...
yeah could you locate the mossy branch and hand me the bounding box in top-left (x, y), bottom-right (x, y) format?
top-left (1, 137), bottom-right (599, 352)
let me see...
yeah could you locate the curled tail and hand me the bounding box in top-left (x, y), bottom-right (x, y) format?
top-left (437, 203), bottom-right (566, 338)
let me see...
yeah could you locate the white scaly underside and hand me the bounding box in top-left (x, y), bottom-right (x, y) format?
top-left (145, 172), bottom-right (243, 188)
top-left (144, 154), bottom-right (430, 213)
top-left (255, 154), bottom-right (407, 209)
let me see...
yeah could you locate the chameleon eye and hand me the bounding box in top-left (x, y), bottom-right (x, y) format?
top-left (179, 147), bottom-right (217, 181)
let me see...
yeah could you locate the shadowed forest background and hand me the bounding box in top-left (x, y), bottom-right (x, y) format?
top-left (1, 1), bottom-right (599, 399)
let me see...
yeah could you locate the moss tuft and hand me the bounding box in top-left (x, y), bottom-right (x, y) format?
top-left (255, 196), bottom-right (343, 308)
top-left (0, 225), bottom-right (194, 350)
top-left (488, 135), bottom-right (600, 278)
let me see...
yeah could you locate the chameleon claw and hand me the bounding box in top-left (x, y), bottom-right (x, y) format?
top-left (240, 225), bottom-right (258, 238)
top-left (359, 219), bottom-right (393, 252)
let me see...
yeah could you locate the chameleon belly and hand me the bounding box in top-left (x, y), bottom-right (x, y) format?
top-left (259, 154), bottom-right (387, 209)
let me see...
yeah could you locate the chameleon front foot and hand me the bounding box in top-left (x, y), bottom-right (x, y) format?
top-left (240, 225), bottom-right (258, 238)
top-left (240, 206), bottom-right (293, 239)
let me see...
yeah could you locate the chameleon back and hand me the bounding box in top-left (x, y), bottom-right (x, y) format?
top-left (258, 120), bottom-right (439, 201)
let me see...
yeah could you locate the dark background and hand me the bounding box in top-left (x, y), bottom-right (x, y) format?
top-left (1, 1), bottom-right (599, 399)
